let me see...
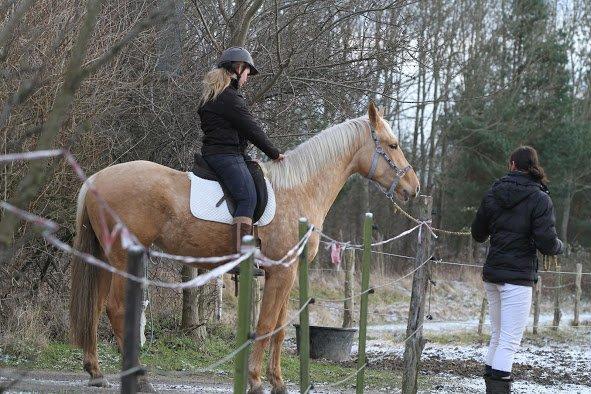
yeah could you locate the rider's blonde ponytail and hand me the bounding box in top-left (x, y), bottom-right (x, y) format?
top-left (200, 68), bottom-right (232, 107)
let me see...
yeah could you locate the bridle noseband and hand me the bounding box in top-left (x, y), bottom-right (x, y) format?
top-left (366, 125), bottom-right (412, 200)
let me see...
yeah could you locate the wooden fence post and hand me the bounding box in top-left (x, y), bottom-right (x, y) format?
top-left (477, 297), bottom-right (486, 337)
top-left (122, 245), bottom-right (146, 394)
top-left (532, 277), bottom-right (542, 335)
top-left (574, 263), bottom-right (582, 326)
top-left (402, 195), bottom-right (433, 394)
top-left (215, 276), bottom-right (223, 322)
top-left (233, 235), bottom-right (254, 394)
top-left (356, 213), bottom-right (373, 394)
top-left (552, 256), bottom-right (562, 331)
top-left (343, 247), bottom-right (355, 328)
top-left (298, 217), bottom-right (311, 394)
top-left (250, 277), bottom-right (261, 332)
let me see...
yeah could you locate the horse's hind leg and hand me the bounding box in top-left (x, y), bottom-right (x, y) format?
top-left (266, 299), bottom-right (290, 394)
top-left (106, 273), bottom-right (126, 351)
top-left (83, 264), bottom-right (112, 387)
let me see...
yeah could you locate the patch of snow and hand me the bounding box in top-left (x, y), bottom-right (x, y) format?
top-left (367, 313), bottom-right (591, 333)
top-left (427, 374), bottom-right (591, 394)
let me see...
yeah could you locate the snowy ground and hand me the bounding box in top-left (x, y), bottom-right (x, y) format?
top-left (299, 312), bottom-right (591, 393)
top-left (366, 312), bottom-right (591, 333)
top-left (350, 338), bottom-right (591, 393)
top-left (2, 313), bottom-right (589, 393)
top-left (2, 332), bottom-right (590, 394)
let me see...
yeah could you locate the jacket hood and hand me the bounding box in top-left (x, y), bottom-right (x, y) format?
top-left (492, 172), bottom-right (543, 209)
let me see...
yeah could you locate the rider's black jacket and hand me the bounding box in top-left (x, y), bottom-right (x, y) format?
top-left (471, 172), bottom-right (564, 287)
top-left (198, 79), bottom-right (280, 160)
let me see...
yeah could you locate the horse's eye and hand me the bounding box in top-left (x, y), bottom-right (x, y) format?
top-left (389, 143), bottom-right (398, 150)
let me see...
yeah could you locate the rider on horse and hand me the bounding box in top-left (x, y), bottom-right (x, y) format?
top-left (198, 47), bottom-right (284, 252)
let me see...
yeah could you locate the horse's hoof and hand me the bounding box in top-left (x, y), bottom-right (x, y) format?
top-left (248, 385), bottom-right (264, 394)
top-left (88, 376), bottom-right (110, 388)
top-left (137, 378), bottom-right (156, 393)
top-left (271, 385), bottom-right (288, 394)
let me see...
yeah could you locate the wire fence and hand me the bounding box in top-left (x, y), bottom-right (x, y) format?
top-left (1, 148), bottom-right (589, 393)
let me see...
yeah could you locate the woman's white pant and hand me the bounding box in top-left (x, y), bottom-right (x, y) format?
top-left (484, 282), bottom-right (532, 372)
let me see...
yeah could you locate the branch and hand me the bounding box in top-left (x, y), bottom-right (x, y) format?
top-left (251, 63), bottom-right (287, 104)
top-left (231, 0), bottom-right (264, 46)
top-left (80, 4), bottom-right (173, 78)
top-left (217, 0), bottom-right (229, 22)
top-left (0, 0), bottom-right (103, 246)
top-left (0, 0), bottom-right (36, 61)
top-left (192, 0), bottom-right (223, 53)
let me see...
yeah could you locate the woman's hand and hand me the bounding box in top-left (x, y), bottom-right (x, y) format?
top-left (274, 153), bottom-right (285, 162)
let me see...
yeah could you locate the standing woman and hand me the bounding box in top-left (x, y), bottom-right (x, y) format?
top-left (471, 146), bottom-right (564, 393)
top-left (198, 47), bottom-right (284, 251)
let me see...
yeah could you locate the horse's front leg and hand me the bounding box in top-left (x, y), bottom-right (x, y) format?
top-left (266, 299), bottom-right (289, 394)
top-left (248, 266), bottom-right (296, 394)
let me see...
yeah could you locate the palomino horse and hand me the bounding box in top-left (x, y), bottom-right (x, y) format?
top-left (69, 102), bottom-right (419, 393)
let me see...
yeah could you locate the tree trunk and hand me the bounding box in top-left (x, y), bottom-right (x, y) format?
top-left (198, 268), bottom-right (217, 334)
top-left (229, 0), bottom-right (264, 46)
top-left (155, 0), bottom-right (184, 76)
top-left (560, 182), bottom-right (572, 254)
top-left (181, 265), bottom-right (206, 340)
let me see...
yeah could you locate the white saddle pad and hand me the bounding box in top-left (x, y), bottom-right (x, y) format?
top-left (187, 172), bottom-right (276, 226)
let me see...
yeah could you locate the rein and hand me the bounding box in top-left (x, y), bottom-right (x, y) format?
top-left (366, 125), bottom-right (412, 200)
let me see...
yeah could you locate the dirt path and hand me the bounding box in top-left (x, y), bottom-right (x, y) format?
top-left (0, 370), bottom-right (241, 393)
top-left (2, 367), bottom-right (590, 393)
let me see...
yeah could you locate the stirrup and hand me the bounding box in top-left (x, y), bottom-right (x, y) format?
top-left (230, 265), bottom-right (265, 297)
top-left (228, 264), bottom-right (265, 277)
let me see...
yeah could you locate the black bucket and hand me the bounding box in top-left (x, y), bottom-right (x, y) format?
top-left (293, 324), bottom-right (357, 362)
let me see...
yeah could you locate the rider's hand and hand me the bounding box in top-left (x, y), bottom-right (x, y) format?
top-left (274, 153), bottom-right (285, 162)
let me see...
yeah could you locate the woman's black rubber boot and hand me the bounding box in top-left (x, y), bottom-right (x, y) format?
top-left (485, 375), bottom-right (512, 394)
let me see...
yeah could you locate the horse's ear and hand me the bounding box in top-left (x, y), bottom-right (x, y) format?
top-left (368, 101), bottom-right (380, 127)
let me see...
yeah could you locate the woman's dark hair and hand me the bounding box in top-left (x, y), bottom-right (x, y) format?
top-left (509, 146), bottom-right (548, 184)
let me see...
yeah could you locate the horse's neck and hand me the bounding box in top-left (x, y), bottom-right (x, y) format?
top-left (275, 150), bottom-right (357, 229)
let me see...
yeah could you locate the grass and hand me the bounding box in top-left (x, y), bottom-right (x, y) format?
top-left (425, 331), bottom-right (489, 346)
top-left (0, 323), bottom-right (420, 390)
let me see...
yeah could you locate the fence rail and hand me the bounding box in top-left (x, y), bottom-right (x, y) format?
top-left (0, 149), bottom-right (588, 393)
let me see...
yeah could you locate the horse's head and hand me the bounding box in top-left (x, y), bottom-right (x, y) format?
top-left (354, 102), bottom-right (420, 202)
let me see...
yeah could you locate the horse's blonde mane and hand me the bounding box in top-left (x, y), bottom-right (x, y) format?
top-left (263, 116), bottom-right (369, 190)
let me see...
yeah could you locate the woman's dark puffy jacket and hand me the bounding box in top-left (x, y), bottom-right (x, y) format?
top-left (198, 79), bottom-right (280, 160)
top-left (471, 172), bottom-right (564, 286)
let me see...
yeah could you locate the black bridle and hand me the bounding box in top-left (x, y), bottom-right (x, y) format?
top-left (366, 125), bottom-right (412, 200)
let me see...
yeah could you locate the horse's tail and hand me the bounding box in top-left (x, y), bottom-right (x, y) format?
top-left (69, 176), bottom-right (107, 352)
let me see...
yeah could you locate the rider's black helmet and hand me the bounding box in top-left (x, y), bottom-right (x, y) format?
top-left (217, 47), bottom-right (259, 76)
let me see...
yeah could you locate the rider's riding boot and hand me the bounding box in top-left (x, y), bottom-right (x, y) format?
top-left (232, 216), bottom-right (253, 253)
top-left (228, 217), bottom-right (264, 280)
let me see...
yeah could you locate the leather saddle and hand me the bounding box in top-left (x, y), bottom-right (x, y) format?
top-left (191, 153), bottom-right (268, 224)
